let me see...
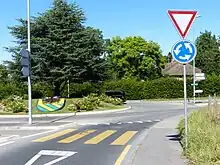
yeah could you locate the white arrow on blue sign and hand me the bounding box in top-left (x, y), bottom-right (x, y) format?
top-left (171, 40), bottom-right (197, 64)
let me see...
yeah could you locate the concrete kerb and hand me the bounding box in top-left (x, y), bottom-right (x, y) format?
top-left (0, 106), bottom-right (131, 118)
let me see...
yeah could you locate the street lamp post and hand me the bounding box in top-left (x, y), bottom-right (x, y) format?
top-left (193, 15), bottom-right (201, 104)
top-left (27, 0), bottom-right (32, 124)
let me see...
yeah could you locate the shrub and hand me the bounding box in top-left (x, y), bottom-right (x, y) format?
top-left (67, 94), bottom-right (123, 112)
top-left (1, 75), bottom-right (220, 100)
top-left (1, 95), bottom-right (27, 113)
top-left (67, 104), bottom-right (77, 112)
top-left (0, 83), bottom-right (26, 100)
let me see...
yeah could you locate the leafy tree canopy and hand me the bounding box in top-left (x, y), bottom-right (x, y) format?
top-left (195, 30), bottom-right (220, 75)
top-left (106, 36), bottom-right (165, 80)
top-left (5, 0), bottom-right (106, 95)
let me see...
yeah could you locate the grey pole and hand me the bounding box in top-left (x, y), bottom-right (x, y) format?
top-left (183, 64), bottom-right (188, 149)
top-left (193, 15), bottom-right (201, 104)
top-left (193, 27), bottom-right (196, 104)
top-left (68, 80), bottom-right (70, 98)
top-left (27, 0), bottom-right (32, 124)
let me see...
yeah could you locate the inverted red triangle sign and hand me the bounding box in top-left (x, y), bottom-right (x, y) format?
top-left (168, 10), bottom-right (197, 39)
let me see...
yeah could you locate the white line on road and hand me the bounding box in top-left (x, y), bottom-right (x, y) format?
top-left (88, 123), bottom-right (98, 125)
top-left (103, 123), bottom-right (110, 125)
top-left (77, 123), bottom-right (87, 126)
top-left (21, 129), bottom-right (58, 139)
top-left (134, 121), bottom-right (144, 123)
top-left (0, 141), bottom-right (14, 147)
top-left (125, 122), bottom-right (133, 124)
top-left (24, 150), bottom-right (77, 165)
top-left (154, 119), bottom-right (161, 122)
top-left (58, 122), bottom-right (76, 128)
top-left (145, 120), bottom-right (153, 122)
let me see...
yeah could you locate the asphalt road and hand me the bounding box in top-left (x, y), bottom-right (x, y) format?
top-left (0, 101), bottom-right (201, 165)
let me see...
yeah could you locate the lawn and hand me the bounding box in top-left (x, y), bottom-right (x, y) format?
top-left (178, 104), bottom-right (220, 165)
top-left (0, 98), bottom-right (125, 115)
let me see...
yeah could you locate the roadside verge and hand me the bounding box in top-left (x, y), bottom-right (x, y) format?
top-left (177, 103), bottom-right (220, 165)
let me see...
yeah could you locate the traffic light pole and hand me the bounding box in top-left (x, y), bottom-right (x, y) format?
top-left (27, 0), bottom-right (32, 124)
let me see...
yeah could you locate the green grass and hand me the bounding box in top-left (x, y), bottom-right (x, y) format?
top-left (177, 104), bottom-right (220, 165)
top-left (0, 98), bottom-right (125, 115)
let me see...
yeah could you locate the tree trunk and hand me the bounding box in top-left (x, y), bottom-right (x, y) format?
top-left (54, 84), bottom-right (61, 97)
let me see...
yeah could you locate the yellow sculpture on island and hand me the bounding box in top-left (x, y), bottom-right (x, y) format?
top-left (37, 96), bottom-right (66, 112)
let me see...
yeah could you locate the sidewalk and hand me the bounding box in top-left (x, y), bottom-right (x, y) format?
top-left (131, 115), bottom-right (188, 165)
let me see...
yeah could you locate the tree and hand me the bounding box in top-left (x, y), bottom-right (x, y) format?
top-left (0, 64), bottom-right (10, 83)
top-left (6, 0), bottom-right (106, 96)
top-left (106, 36), bottom-right (164, 80)
top-left (195, 30), bottom-right (220, 75)
top-left (167, 52), bottom-right (172, 63)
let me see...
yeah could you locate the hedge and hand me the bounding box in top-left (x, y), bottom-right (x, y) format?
top-left (0, 75), bottom-right (219, 100)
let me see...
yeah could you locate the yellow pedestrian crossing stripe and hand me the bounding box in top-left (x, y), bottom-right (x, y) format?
top-left (58, 130), bottom-right (96, 144)
top-left (111, 131), bottom-right (137, 145)
top-left (84, 130), bottom-right (117, 144)
top-left (33, 129), bottom-right (75, 142)
top-left (33, 129), bottom-right (138, 145)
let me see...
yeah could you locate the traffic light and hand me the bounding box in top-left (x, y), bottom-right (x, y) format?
top-left (19, 48), bottom-right (30, 77)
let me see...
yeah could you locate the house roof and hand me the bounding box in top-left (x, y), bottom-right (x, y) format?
top-left (162, 61), bottom-right (202, 76)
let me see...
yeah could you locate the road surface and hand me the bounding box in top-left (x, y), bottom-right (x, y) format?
top-left (0, 101), bottom-right (200, 165)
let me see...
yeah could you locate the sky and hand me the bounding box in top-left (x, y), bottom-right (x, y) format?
top-left (0, 0), bottom-right (220, 62)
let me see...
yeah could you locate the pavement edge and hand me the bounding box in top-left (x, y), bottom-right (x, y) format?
top-left (0, 106), bottom-right (131, 118)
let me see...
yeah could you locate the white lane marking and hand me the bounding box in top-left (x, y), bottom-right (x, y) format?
top-left (0, 135), bottom-right (20, 141)
top-left (126, 122), bottom-right (133, 124)
top-left (134, 121), bottom-right (144, 123)
top-left (0, 141), bottom-right (14, 147)
top-left (89, 123), bottom-right (98, 125)
top-left (78, 123), bottom-right (98, 126)
top-left (117, 122), bottom-right (122, 124)
top-left (145, 120), bottom-right (152, 122)
top-left (77, 123), bottom-right (87, 126)
top-left (59, 122), bottom-right (76, 128)
top-left (24, 150), bottom-right (77, 165)
top-left (21, 129), bottom-right (58, 139)
top-left (154, 119), bottom-right (161, 122)
top-left (103, 123), bottom-right (110, 125)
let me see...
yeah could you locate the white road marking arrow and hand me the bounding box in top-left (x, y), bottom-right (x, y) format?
top-left (24, 150), bottom-right (77, 165)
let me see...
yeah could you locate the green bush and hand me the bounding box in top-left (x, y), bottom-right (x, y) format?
top-left (0, 83), bottom-right (26, 100)
top-left (67, 94), bottom-right (123, 112)
top-left (1, 95), bottom-right (27, 113)
top-left (1, 75), bottom-right (220, 100)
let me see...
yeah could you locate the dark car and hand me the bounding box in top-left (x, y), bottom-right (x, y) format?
top-left (105, 90), bottom-right (126, 103)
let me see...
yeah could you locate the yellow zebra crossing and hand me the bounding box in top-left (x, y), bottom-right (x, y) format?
top-left (33, 129), bottom-right (138, 145)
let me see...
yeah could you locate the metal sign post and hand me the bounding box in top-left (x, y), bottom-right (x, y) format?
top-left (19, 0), bottom-right (32, 125)
top-left (183, 64), bottom-right (188, 148)
top-left (168, 9), bottom-right (198, 149)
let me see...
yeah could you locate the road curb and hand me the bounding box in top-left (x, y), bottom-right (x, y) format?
top-left (0, 122), bottom-right (77, 131)
top-left (0, 135), bottom-right (20, 142)
top-left (0, 106), bottom-right (131, 118)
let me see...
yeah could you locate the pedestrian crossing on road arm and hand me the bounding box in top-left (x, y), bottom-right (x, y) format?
top-left (84, 130), bottom-right (117, 144)
top-left (32, 129), bottom-right (139, 146)
top-left (111, 131), bottom-right (137, 146)
top-left (58, 130), bottom-right (96, 144)
top-left (33, 129), bottom-right (75, 142)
